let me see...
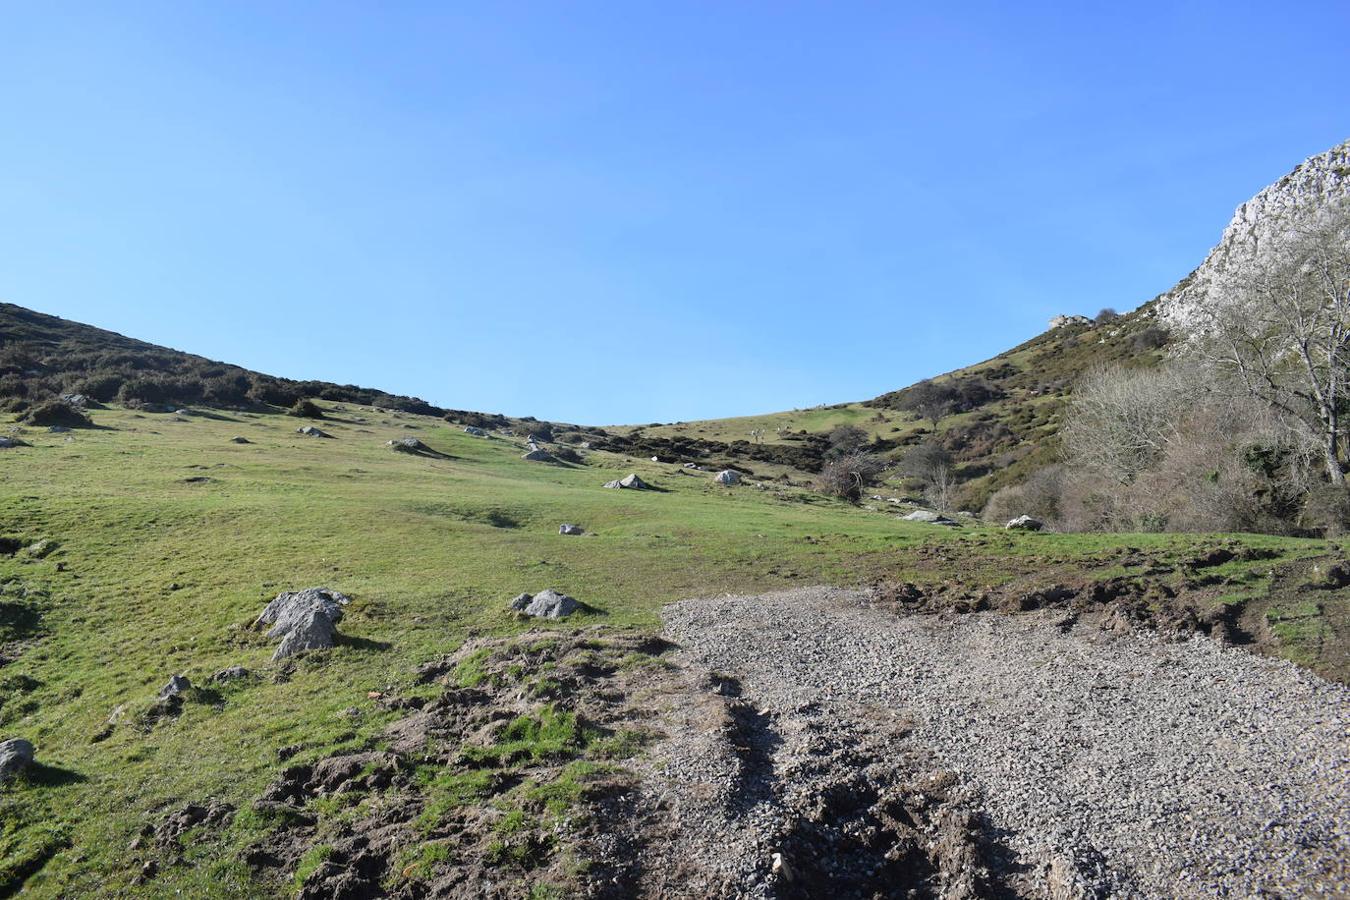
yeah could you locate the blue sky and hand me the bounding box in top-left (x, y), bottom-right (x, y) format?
top-left (2, 3), bottom-right (1346, 424)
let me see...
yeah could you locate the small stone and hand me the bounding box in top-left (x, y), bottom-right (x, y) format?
top-left (559, 524), bottom-right (584, 536)
top-left (209, 665), bottom-right (250, 683)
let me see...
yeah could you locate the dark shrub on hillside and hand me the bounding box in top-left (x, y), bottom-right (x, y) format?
top-left (826, 424), bottom-right (868, 457)
top-left (881, 376), bottom-right (1006, 424)
top-left (1095, 308), bottom-right (1120, 324)
top-left (117, 375), bottom-right (172, 406)
top-left (445, 410), bottom-right (510, 430)
top-left (72, 373), bottom-right (125, 403)
top-left (551, 445), bottom-right (583, 464)
top-left (1132, 326), bottom-right (1169, 351)
top-left (20, 401), bottom-right (92, 428)
top-left (287, 399), bottom-right (324, 419)
top-left (1300, 485), bottom-right (1350, 537)
top-left (0, 374), bottom-right (28, 400)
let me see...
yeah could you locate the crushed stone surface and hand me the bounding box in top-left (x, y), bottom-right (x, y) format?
top-left (654, 586), bottom-right (1350, 898)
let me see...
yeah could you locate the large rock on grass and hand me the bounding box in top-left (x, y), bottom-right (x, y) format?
top-left (296, 426), bottom-right (331, 438)
top-left (0, 437), bottom-right (28, 449)
top-left (902, 509), bottom-right (961, 527)
top-left (559, 524), bottom-right (584, 536)
top-left (509, 589), bottom-right (579, 619)
top-left (388, 437), bottom-right (428, 453)
top-left (522, 448), bottom-right (555, 462)
top-left (256, 588), bottom-right (350, 660)
top-left (715, 470), bottom-right (741, 485)
top-left (0, 738), bottom-right (34, 781)
top-left (603, 473), bottom-right (650, 490)
top-left (1005, 515), bottom-right (1045, 531)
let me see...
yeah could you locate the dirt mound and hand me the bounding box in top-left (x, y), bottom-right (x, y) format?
top-left (242, 631), bottom-right (681, 898)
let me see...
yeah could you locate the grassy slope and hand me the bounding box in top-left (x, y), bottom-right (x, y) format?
top-left (614, 306), bottom-right (1169, 509)
top-left (0, 400), bottom-right (1332, 897)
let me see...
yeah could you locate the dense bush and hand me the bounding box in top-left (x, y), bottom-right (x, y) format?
top-left (983, 465), bottom-right (1064, 526)
top-left (1132, 326), bottom-right (1169, 351)
top-left (288, 399), bottom-right (324, 419)
top-left (1300, 485), bottom-right (1350, 537)
top-left (879, 376), bottom-right (1006, 425)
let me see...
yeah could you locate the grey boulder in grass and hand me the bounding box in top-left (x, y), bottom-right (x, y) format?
top-left (0, 738), bottom-right (34, 781)
top-left (509, 589), bottom-right (579, 619)
top-left (603, 473), bottom-right (650, 490)
top-left (256, 587), bottom-right (351, 660)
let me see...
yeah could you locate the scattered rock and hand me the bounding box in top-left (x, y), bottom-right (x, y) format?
top-left (158, 674), bottom-right (192, 700)
top-left (0, 437), bottom-right (28, 449)
top-left (0, 738), bottom-right (34, 781)
top-left (683, 462), bottom-right (700, 469)
top-left (1005, 515), bottom-right (1044, 531)
top-left (714, 470), bottom-right (741, 486)
top-left (604, 473), bottom-right (651, 490)
top-left (155, 800), bottom-right (234, 850)
top-left (510, 589), bottom-right (579, 619)
top-left (522, 448), bottom-right (556, 462)
top-left (559, 524), bottom-right (585, 536)
top-left (463, 426), bottom-right (487, 436)
top-left (295, 426), bottom-right (331, 438)
top-left (230, 436), bottom-right (251, 444)
top-left (210, 665), bottom-right (251, 683)
top-left (255, 587), bottom-right (350, 660)
top-left (388, 437), bottom-right (427, 453)
top-left (902, 509), bottom-right (961, 526)
top-left (48, 425), bottom-right (71, 434)
top-left (23, 539), bottom-right (57, 559)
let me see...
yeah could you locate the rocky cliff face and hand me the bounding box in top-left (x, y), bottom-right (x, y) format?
top-left (1158, 140), bottom-right (1350, 334)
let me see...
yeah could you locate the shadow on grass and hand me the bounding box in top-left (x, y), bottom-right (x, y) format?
top-left (335, 634), bottom-right (394, 653)
top-left (21, 762), bottom-right (87, 788)
top-left (0, 600), bottom-right (42, 643)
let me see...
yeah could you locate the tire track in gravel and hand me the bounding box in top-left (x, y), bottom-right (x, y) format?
top-left (654, 586), bottom-right (1350, 899)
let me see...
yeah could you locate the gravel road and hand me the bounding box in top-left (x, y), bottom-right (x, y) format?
top-left (653, 586), bottom-right (1350, 899)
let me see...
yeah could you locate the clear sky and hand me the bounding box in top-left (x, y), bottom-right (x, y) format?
top-left (2, 3), bottom-right (1346, 424)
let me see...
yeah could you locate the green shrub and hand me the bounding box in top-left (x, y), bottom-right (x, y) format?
top-left (287, 399), bottom-right (325, 419)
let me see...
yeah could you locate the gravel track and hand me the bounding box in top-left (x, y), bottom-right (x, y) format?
top-left (656, 586), bottom-right (1350, 898)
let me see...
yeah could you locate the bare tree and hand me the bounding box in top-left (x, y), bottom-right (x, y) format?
top-left (816, 451), bottom-right (887, 501)
top-left (1060, 364), bottom-right (1200, 484)
top-left (1196, 199), bottom-right (1350, 482)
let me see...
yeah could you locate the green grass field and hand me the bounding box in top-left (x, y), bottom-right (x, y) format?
top-left (0, 401), bottom-right (1335, 896)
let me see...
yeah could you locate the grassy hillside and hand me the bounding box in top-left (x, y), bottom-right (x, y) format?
top-left (0, 303), bottom-right (448, 416)
top-left (0, 398), bottom-right (1343, 896)
top-left (610, 304), bottom-right (1172, 510)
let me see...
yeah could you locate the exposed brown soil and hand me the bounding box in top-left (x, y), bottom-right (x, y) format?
top-left (871, 542), bottom-right (1349, 683)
